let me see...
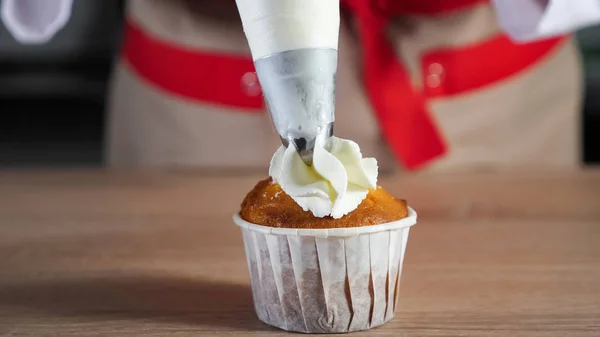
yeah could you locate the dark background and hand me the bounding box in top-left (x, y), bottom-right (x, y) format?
top-left (0, 0), bottom-right (599, 168)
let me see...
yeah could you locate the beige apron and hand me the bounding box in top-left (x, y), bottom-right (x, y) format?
top-left (107, 0), bottom-right (582, 171)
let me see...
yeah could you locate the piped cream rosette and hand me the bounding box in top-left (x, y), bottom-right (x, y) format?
top-left (269, 136), bottom-right (378, 219)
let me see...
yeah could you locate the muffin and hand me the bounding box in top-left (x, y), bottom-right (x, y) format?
top-left (233, 137), bottom-right (417, 333)
top-left (240, 178), bottom-right (409, 229)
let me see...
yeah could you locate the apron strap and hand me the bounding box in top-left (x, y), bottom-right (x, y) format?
top-left (344, 0), bottom-right (447, 170)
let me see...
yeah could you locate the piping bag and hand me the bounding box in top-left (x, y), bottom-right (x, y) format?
top-left (235, 0), bottom-right (340, 166)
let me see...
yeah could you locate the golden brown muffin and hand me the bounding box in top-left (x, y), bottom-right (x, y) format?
top-left (240, 178), bottom-right (408, 229)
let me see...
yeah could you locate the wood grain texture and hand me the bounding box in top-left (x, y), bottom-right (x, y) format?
top-left (0, 169), bottom-right (599, 336)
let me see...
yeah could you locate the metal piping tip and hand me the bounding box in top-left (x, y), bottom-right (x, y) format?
top-left (282, 122), bottom-right (333, 166)
top-left (254, 48), bottom-right (337, 167)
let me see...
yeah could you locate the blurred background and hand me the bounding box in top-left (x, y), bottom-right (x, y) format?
top-left (0, 0), bottom-right (599, 168)
top-left (0, 0), bottom-right (123, 167)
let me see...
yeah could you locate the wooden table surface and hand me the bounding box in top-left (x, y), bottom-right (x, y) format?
top-left (0, 169), bottom-right (599, 336)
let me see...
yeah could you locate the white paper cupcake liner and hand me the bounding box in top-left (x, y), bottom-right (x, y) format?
top-left (233, 207), bottom-right (417, 333)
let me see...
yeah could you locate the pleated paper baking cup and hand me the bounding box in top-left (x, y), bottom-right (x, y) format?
top-left (233, 207), bottom-right (417, 333)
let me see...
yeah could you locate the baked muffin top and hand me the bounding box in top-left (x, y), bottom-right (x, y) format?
top-left (240, 178), bottom-right (408, 229)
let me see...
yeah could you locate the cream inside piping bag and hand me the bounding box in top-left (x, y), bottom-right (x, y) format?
top-left (235, 0), bottom-right (340, 60)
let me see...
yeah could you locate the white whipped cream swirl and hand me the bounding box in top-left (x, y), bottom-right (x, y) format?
top-left (269, 136), bottom-right (378, 219)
